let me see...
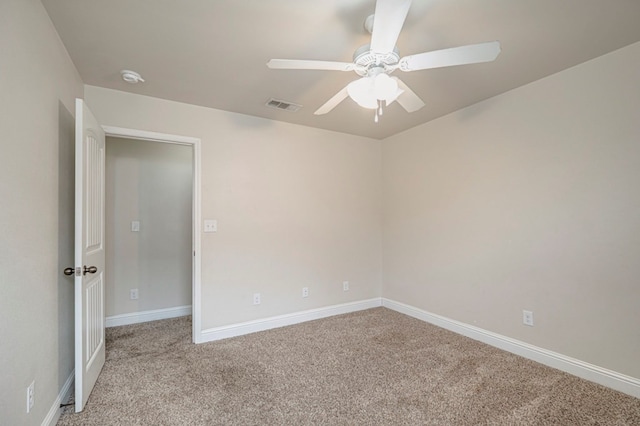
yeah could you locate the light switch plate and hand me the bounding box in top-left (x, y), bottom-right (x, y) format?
top-left (131, 221), bottom-right (140, 232)
top-left (204, 219), bottom-right (217, 233)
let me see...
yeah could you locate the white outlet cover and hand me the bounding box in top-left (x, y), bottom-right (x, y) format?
top-left (131, 220), bottom-right (140, 232)
top-left (523, 310), bottom-right (534, 326)
top-left (204, 219), bottom-right (217, 233)
top-left (343, 281), bottom-right (349, 291)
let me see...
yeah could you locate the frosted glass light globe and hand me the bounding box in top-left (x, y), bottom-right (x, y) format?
top-left (347, 77), bottom-right (378, 109)
top-left (373, 73), bottom-right (398, 102)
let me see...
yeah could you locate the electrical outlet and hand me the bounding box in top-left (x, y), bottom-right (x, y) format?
top-left (343, 281), bottom-right (349, 291)
top-left (204, 219), bottom-right (217, 233)
top-left (253, 293), bottom-right (261, 305)
top-left (26, 381), bottom-right (34, 413)
top-left (523, 310), bottom-right (534, 326)
top-left (130, 289), bottom-right (139, 300)
top-left (302, 287), bottom-right (309, 298)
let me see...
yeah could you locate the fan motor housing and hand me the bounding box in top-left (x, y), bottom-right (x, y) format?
top-left (353, 44), bottom-right (400, 77)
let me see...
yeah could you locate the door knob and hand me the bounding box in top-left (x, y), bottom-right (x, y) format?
top-left (63, 267), bottom-right (75, 276)
top-left (83, 265), bottom-right (98, 275)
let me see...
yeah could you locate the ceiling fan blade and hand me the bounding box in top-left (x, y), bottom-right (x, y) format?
top-left (399, 41), bottom-right (501, 71)
top-left (314, 86), bottom-right (350, 115)
top-left (267, 59), bottom-right (356, 72)
top-left (370, 0), bottom-right (412, 54)
top-left (392, 77), bottom-right (425, 112)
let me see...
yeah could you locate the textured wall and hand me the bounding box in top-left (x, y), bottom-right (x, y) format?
top-left (85, 86), bottom-right (383, 329)
top-left (382, 42), bottom-right (640, 378)
top-left (0, 0), bottom-right (83, 424)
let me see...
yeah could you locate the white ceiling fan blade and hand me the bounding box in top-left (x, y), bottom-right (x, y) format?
top-left (392, 77), bottom-right (425, 112)
top-left (370, 0), bottom-right (412, 54)
top-left (267, 59), bottom-right (356, 72)
top-left (314, 86), bottom-right (350, 115)
top-left (399, 41), bottom-right (501, 71)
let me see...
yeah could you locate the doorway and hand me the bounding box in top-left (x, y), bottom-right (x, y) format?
top-left (105, 136), bottom-right (192, 326)
top-left (102, 126), bottom-right (202, 342)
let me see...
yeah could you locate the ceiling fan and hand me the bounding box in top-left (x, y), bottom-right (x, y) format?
top-left (267, 0), bottom-right (501, 122)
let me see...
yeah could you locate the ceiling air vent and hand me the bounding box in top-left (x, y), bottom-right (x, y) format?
top-left (265, 98), bottom-right (302, 112)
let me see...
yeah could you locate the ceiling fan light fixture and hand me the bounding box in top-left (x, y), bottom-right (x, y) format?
top-left (347, 73), bottom-right (401, 109)
top-left (267, 0), bottom-right (500, 118)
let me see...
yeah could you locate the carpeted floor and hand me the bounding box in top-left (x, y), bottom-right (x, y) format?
top-left (57, 307), bottom-right (640, 425)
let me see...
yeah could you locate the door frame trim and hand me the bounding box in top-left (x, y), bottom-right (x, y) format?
top-left (101, 125), bottom-right (202, 343)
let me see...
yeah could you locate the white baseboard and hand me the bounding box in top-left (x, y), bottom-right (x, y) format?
top-left (382, 298), bottom-right (640, 399)
top-left (41, 370), bottom-right (74, 426)
top-left (198, 298), bottom-right (382, 343)
top-left (106, 305), bottom-right (192, 328)
top-left (96, 298), bottom-right (640, 400)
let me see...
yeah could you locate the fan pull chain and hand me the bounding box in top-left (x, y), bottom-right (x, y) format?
top-left (374, 100), bottom-right (383, 123)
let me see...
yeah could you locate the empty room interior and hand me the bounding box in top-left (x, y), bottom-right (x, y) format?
top-left (1, 0), bottom-right (640, 425)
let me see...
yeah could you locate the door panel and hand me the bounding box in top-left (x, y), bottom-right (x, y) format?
top-left (74, 99), bottom-right (106, 412)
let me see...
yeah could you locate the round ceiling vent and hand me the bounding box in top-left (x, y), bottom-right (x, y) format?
top-left (120, 70), bottom-right (145, 84)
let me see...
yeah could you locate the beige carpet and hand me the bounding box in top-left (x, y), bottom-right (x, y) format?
top-left (57, 308), bottom-right (640, 425)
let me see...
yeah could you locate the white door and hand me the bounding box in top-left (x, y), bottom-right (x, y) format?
top-left (74, 99), bottom-right (106, 412)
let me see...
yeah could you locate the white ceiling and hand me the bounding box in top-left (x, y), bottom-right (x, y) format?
top-left (42, 0), bottom-right (640, 140)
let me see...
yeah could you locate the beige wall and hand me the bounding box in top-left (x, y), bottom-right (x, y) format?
top-left (382, 41), bottom-right (640, 379)
top-left (0, 0), bottom-right (83, 424)
top-left (86, 86), bottom-right (383, 329)
top-left (105, 137), bottom-right (192, 317)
